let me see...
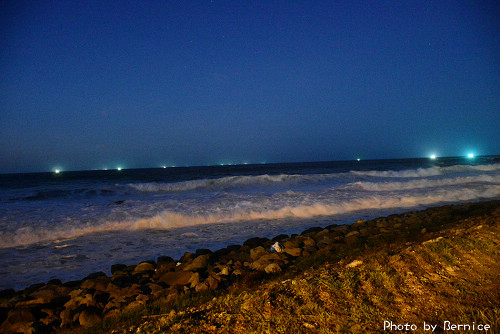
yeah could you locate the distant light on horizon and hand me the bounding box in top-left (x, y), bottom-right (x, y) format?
top-left (430, 155), bottom-right (436, 160)
top-left (54, 169), bottom-right (60, 174)
top-left (468, 153), bottom-right (474, 158)
top-left (117, 167), bottom-right (122, 171)
top-left (357, 158), bottom-right (361, 161)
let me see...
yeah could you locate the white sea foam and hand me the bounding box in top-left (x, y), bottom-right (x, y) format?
top-left (351, 163), bottom-right (500, 178)
top-left (127, 164), bottom-right (500, 194)
top-left (127, 174), bottom-right (326, 193)
top-left (2, 184), bottom-right (498, 249)
top-left (345, 175), bottom-right (500, 191)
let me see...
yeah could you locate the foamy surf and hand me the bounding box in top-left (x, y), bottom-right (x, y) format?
top-left (1, 158), bottom-right (499, 290)
top-left (1, 183), bottom-right (498, 249)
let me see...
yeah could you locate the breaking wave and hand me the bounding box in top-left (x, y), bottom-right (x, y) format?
top-left (350, 163), bottom-right (500, 178)
top-left (345, 174), bottom-right (500, 191)
top-left (2, 184), bottom-right (499, 249)
top-left (127, 173), bottom-right (339, 193)
top-left (127, 164), bottom-right (500, 193)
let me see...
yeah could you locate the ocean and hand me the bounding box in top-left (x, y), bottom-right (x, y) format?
top-left (1, 157), bottom-right (499, 290)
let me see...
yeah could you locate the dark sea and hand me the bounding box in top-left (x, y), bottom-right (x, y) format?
top-left (1, 157), bottom-right (499, 290)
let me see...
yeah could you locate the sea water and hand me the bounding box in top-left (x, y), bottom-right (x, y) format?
top-left (1, 157), bottom-right (499, 290)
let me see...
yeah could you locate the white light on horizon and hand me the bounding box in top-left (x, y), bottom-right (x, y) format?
top-left (54, 169), bottom-right (60, 174)
top-left (468, 153), bottom-right (474, 158)
top-left (430, 155), bottom-right (436, 160)
top-left (117, 167), bottom-right (122, 171)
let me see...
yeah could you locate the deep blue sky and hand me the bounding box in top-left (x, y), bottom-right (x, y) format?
top-left (1, 1), bottom-right (499, 173)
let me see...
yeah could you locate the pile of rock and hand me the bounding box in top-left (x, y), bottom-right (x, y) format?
top-left (1, 200), bottom-right (497, 333)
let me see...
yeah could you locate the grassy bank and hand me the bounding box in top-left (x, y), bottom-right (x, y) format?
top-left (77, 200), bottom-right (500, 333)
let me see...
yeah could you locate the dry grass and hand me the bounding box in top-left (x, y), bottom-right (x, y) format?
top-left (82, 204), bottom-right (500, 334)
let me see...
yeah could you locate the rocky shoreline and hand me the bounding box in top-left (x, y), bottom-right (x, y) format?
top-left (1, 200), bottom-right (499, 333)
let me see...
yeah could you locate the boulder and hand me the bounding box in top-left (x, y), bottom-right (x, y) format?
top-left (250, 246), bottom-right (267, 261)
top-left (243, 237), bottom-right (269, 248)
top-left (110, 264), bottom-right (128, 274)
top-left (264, 263), bottom-right (282, 274)
top-left (78, 307), bottom-right (101, 327)
top-left (270, 242), bottom-right (284, 253)
top-left (284, 247), bottom-right (302, 257)
top-left (158, 271), bottom-right (195, 286)
top-left (133, 262), bottom-right (156, 274)
top-left (183, 254), bottom-right (211, 271)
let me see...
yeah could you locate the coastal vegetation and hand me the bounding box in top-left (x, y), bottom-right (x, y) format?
top-left (1, 200), bottom-right (499, 333)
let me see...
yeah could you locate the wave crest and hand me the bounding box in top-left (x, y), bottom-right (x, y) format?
top-left (2, 184), bottom-right (498, 249)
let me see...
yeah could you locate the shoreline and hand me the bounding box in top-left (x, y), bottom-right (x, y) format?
top-left (1, 199), bottom-right (499, 333)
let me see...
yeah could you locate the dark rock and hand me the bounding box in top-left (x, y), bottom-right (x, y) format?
top-left (94, 292), bottom-right (110, 306)
top-left (250, 246), bottom-right (267, 261)
top-left (0, 307), bottom-right (8, 327)
top-left (24, 283), bottom-right (45, 295)
top-left (0, 288), bottom-right (16, 299)
top-left (180, 252), bottom-right (193, 263)
top-left (157, 256), bottom-right (174, 264)
top-left (272, 234), bottom-right (289, 242)
top-left (243, 237), bottom-right (269, 248)
top-left (111, 264), bottom-right (128, 274)
top-left (183, 254), bottom-right (211, 271)
top-left (158, 271), bottom-right (195, 286)
top-left (78, 306), bottom-right (101, 327)
top-left (264, 263), bottom-right (282, 274)
top-left (301, 226), bottom-right (323, 235)
top-left (111, 273), bottom-right (134, 288)
top-left (46, 295), bottom-right (71, 308)
top-left (84, 272), bottom-right (107, 280)
top-left (133, 262), bottom-right (156, 274)
top-left (63, 280), bottom-right (82, 288)
top-left (195, 248), bottom-right (213, 256)
top-left (47, 279), bottom-right (62, 286)
top-left (214, 244), bottom-right (241, 257)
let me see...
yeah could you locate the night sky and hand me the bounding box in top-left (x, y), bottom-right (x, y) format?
top-left (1, 1), bottom-right (499, 173)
